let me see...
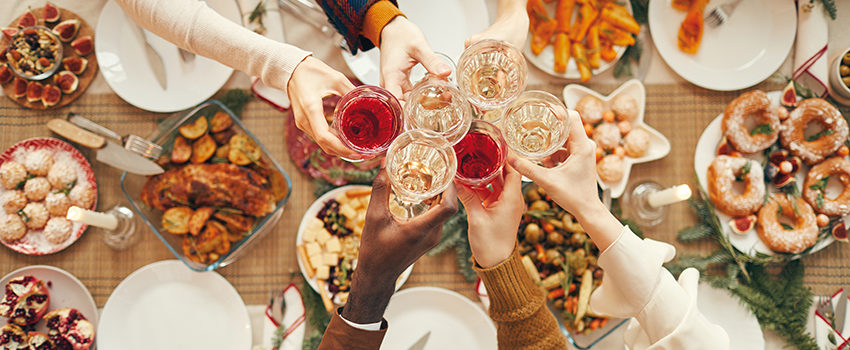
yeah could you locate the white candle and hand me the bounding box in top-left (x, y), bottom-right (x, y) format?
top-left (66, 206), bottom-right (119, 230)
top-left (647, 184), bottom-right (692, 208)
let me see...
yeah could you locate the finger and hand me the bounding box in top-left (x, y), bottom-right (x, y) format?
top-left (413, 47), bottom-right (452, 77)
top-left (303, 101), bottom-right (361, 159)
top-left (566, 110), bottom-right (593, 155)
top-left (365, 168), bottom-right (391, 215)
top-left (417, 183), bottom-right (459, 226)
top-left (333, 75), bottom-right (355, 95)
top-left (481, 176), bottom-right (504, 207)
top-left (456, 182), bottom-right (484, 214)
top-left (381, 74), bottom-right (405, 102)
top-left (507, 153), bottom-right (545, 184)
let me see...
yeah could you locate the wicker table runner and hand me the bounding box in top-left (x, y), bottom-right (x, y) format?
top-left (0, 84), bottom-right (848, 307)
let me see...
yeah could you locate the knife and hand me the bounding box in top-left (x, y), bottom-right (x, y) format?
top-left (130, 23), bottom-right (168, 90)
top-left (406, 331), bottom-right (430, 350)
top-left (47, 119), bottom-right (165, 175)
top-left (835, 288), bottom-right (848, 335)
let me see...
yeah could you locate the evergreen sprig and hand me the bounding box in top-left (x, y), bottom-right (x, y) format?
top-left (301, 280), bottom-right (330, 350)
top-left (217, 89), bottom-right (253, 117)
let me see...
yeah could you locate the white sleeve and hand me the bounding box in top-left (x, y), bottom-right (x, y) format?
top-left (338, 309), bottom-right (383, 331)
top-left (589, 226), bottom-right (729, 350)
top-left (114, 0), bottom-right (311, 96)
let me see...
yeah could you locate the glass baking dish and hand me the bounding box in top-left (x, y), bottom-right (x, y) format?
top-left (121, 100), bottom-right (292, 272)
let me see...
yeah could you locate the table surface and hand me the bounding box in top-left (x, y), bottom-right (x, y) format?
top-left (1, 1), bottom-right (849, 349)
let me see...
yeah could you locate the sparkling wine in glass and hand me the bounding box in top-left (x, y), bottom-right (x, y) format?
top-left (456, 39), bottom-right (527, 122)
top-left (333, 85), bottom-right (404, 160)
top-left (453, 120), bottom-right (508, 193)
top-left (386, 129), bottom-right (457, 218)
top-left (404, 75), bottom-right (472, 146)
top-left (501, 90), bottom-right (571, 160)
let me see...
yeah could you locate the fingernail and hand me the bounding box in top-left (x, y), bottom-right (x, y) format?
top-left (437, 63), bottom-right (451, 75)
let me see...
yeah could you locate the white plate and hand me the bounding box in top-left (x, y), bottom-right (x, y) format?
top-left (647, 0), bottom-right (796, 91)
top-left (523, 1), bottom-right (631, 80)
top-left (563, 79), bottom-right (671, 198)
top-left (693, 91), bottom-right (835, 257)
top-left (95, 0), bottom-right (240, 113)
top-left (380, 287), bottom-right (497, 350)
top-left (341, 0), bottom-right (489, 86)
top-left (295, 185), bottom-right (412, 304)
top-left (0, 265), bottom-right (98, 333)
top-left (98, 260), bottom-right (251, 350)
top-left (696, 283), bottom-right (764, 350)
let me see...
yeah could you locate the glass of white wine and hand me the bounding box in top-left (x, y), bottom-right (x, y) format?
top-left (386, 129), bottom-right (457, 218)
top-left (404, 75), bottom-right (472, 146)
top-left (456, 39), bottom-right (527, 122)
top-left (501, 90), bottom-right (571, 161)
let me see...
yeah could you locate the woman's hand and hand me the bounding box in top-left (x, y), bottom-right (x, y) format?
top-left (379, 16), bottom-right (452, 100)
top-left (287, 57), bottom-right (360, 159)
top-left (456, 165), bottom-right (525, 268)
top-left (465, 0), bottom-right (529, 48)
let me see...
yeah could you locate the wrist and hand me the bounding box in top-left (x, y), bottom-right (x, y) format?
top-left (340, 272), bottom-right (396, 324)
top-left (573, 199), bottom-right (609, 223)
top-left (471, 236), bottom-right (515, 269)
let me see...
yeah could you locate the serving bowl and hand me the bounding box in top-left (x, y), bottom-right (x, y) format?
top-left (121, 100), bottom-right (292, 271)
top-left (6, 26), bottom-right (64, 81)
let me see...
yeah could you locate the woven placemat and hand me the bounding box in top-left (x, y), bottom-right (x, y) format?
top-left (0, 85), bottom-right (848, 307)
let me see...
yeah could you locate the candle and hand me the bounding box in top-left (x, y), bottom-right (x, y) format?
top-left (647, 184), bottom-right (692, 208)
top-left (66, 206), bottom-right (119, 230)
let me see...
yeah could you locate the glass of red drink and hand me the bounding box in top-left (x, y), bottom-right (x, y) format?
top-left (453, 120), bottom-right (508, 194)
top-left (333, 85), bottom-right (404, 159)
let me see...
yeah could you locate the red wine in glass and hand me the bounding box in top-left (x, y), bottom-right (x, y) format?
top-left (334, 85), bottom-right (403, 159)
top-left (453, 120), bottom-right (507, 190)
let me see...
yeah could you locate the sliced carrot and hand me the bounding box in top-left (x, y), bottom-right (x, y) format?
top-left (569, 3), bottom-right (599, 42)
top-left (554, 33), bottom-right (571, 73)
top-left (586, 22), bottom-right (601, 69)
top-left (555, 0), bottom-right (576, 33)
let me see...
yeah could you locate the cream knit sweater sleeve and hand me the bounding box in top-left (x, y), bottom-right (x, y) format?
top-left (114, 0), bottom-right (311, 95)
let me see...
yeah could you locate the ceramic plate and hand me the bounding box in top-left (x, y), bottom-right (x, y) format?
top-left (693, 91), bottom-right (835, 257)
top-left (696, 283), bottom-right (764, 350)
top-left (98, 260), bottom-right (251, 350)
top-left (295, 185), bottom-right (412, 304)
top-left (0, 137), bottom-right (97, 255)
top-left (563, 79), bottom-right (671, 198)
top-left (341, 0), bottom-right (489, 86)
top-left (648, 0), bottom-right (796, 91)
top-left (0, 265), bottom-right (98, 334)
top-left (380, 287), bottom-right (497, 350)
top-left (95, 0), bottom-right (240, 112)
top-left (523, 1), bottom-right (631, 80)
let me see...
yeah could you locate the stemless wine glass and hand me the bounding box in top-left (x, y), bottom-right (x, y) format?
top-left (386, 129), bottom-right (457, 218)
top-left (332, 85), bottom-right (404, 160)
top-left (501, 90), bottom-right (571, 160)
top-left (404, 75), bottom-right (472, 145)
top-left (453, 120), bottom-right (508, 194)
top-left (456, 39), bottom-right (527, 122)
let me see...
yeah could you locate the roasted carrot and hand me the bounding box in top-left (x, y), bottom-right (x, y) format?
top-left (677, 7), bottom-right (704, 54)
top-left (672, 0), bottom-right (691, 11)
top-left (569, 3), bottom-right (599, 42)
top-left (599, 21), bottom-right (635, 46)
top-left (572, 42), bottom-right (592, 82)
top-left (531, 19), bottom-right (558, 55)
top-left (555, 0), bottom-right (576, 33)
top-left (548, 288), bottom-right (565, 299)
top-left (586, 22), bottom-right (601, 68)
top-left (553, 33), bottom-right (571, 73)
top-left (527, 0), bottom-right (551, 28)
top-left (600, 4), bottom-right (640, 35)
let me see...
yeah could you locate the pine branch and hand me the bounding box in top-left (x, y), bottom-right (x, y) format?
top-left (429, 209), bottom-right (467, 256)
top-left (677, 224), bottom-right (713, 242)
top-left (217, 89), bottom-right (252, 117)
top-left (454, 231), bottom-right (477, 281)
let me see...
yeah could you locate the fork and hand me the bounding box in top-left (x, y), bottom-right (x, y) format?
top-left (704, 0), bottom-right (743, 28)
top-left (818, 295), bottom-right (836, 325)
top-left (67, 113), bottom-right (163, 160)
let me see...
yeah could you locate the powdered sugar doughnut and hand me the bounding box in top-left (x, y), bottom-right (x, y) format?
top-left (45, 192), bottom-right (71, 217)
top-left (576, 95), bottom-right (605, 124)
top-left (23, 177), bottom-right (50, 201)
top-left (47, 161), bottom-right (77, 189)
top-left (624, 129), bottom-right (650, 157)
top-left (24, 150), bottom-right (54, 176)
top-left (611, 94), bottom-right (638, 122)
top-left (708, 155), bottom-right (765, 217)
top-left (2, 190), bottom-right (27, 214)
top-left (597, 155), bottom-right (625, 182)
top-left (69, 184), bottom-right (95, 209)
top-left (722, 90), bottom-right (779, 154)
top-left (0, 215), bottom-right (26, 241)
top-left (21, 202), bottom-right (48, 230)
top-left (757, 194), bottom-right (817, 254)
top-left (0, 161), bottom-right (26, 190)
top-left (592, 122), bottom-right (622, 151)
top-left (780, 98), bottom-right (848, 165)
top-left (803, 157), bottom-right (850, 216)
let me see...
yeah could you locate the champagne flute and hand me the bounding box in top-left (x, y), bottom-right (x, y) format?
top-left (456, 39), bottom-right (527, 122)
top-left (501, 90), bottom-right (571, 161)
top-left (453, 120), bottom-right (508, 195)
top-left (404, 74), bottom-right (472, 146)
top-left (332, 85), bottom-right (404, 160)
top-left (386, 129), bottom-right (457, 218)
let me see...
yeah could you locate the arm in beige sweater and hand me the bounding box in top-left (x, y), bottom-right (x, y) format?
top-left (113, 0), bottom-right (311, 95)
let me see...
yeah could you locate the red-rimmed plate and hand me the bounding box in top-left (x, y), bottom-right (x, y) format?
top-left (0, 137), bottom-right (97, 255)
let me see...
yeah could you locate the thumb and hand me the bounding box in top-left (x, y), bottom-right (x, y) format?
top-left (414, 49), bottom-right (452, 77)
top-left (366, 167), bottom-right (391, 214)
top-left (455, 181), bottom-right (484, 215)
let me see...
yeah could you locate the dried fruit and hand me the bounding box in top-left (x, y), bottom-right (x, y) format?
top-left (43, 2), bottom-right (60, 23)
top-left (1, 27), bottom-right (18, 40)
top-left (70, 36), bottom-right (92, 56)
top-left (787, 156), bottom-right (802, 174)
top-left (773, 173), bottom-right (795, 188)
top-left (832, 219), bottom-right (848, 242)
top-left (0, 65), bottom-right (12, 84)
top-left (26, 81), bottom-right (43, 103)
top-left (53, 71), bottom-right (78, 94)
top-left (17, 11), bottom-right (36, 28)
top-left (780, 81), bottom-right (797, 108)
top-left (61, 57), bottom-right (87, 75)
top-left (716, 137), bottom-right (735, 156)
top-left (768, 149), bottom-right (789, 165)
top-left (41, 84), bottom-right (61, 107)
top-left (52, 19), bottom-right (80, 42)
top-left (12, 77), bottom-right (27, 98)
top-left (729, 215), bottom-right (756, 235)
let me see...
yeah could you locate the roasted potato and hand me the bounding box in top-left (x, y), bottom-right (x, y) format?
top-left (171, 135), bottom-right (192, 164)
top-left (214, 144), bottom-right (230, 160)
top-left (162, 206), bottom-right (193, 234)
top-left (182, 237), bottom-right (207, 263)
top-left (212, 129), bottom-right (236, 145)
top-left (188, 207), bottom-right (215, 236)
top-left (214, 211), bottom-right (254, 233)
top-left (178, 117), bottom-right (208, 140)
top-left (209, 112), bottom-right (233, 133)
top-left (228, 135), bottom-right (261, 165)
top-left (191, 134), bottom-right (216, 164)
top-left (195, 221), bottom-right (227, 254)
top-left (208, 221), bottom-right (231, 255)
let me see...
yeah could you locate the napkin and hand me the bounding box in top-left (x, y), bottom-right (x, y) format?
top-left (814, 289), bottom-right (850, 350)
top-left (261, 283), bottom-right (306, 350)
top-left (236, 0), bottom-right (294, 109)
top-left (793, 0), bottom-right (830, 98)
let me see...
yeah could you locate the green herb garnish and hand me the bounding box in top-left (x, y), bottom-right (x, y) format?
top-left (750, 124), bottom-right (774, 136)
top-left (809, 176), bottom-right (830, 191)
top-left (781, 223), bottom-right (794, 230)
top-left (806, 129), bottom-right (834, 142)
top-left (17, 209), bottom-right (29, 223)
top-left (736, 161), bottom-right (752, 181)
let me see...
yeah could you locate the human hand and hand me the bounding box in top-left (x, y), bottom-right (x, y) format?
top-left (379, 16), bottom-right (452, 100)
top-left (465, 0), bottom-right (529, 49)
top-left (341, 169), bottom-right (458, 323)
top-left (457, 165), bottom-right (525, 268)
top-left (287, 56), bottom-right (360, 159)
